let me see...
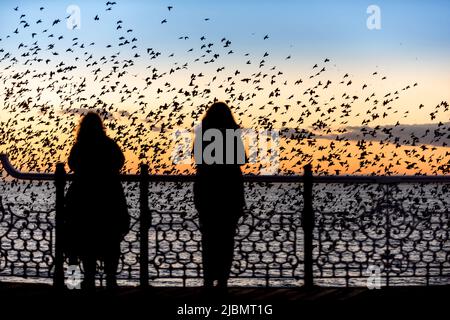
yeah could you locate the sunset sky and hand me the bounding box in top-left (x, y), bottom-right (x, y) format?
top-left (0, 0), bottom-right (449, 175)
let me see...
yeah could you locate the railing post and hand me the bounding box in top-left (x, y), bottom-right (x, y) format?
top-left (139, 164), bottom-right (150, 287)
top-left (54, 163), bottom-right (66, 289)
top-left (303, 164), bottom-right (314, 289)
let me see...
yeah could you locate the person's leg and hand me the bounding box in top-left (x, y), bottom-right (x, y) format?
top-left (81, 255), bottom-right (96, 291)
top-left (104, 242), bottom-right (120, 289)
top-left (201, 229), bottom-right (214, 287)
top-left (217, 220), bottom-right (238, 288)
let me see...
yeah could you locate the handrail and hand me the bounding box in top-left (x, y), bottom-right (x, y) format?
top-left (1, 153), bottom-right (449, 184)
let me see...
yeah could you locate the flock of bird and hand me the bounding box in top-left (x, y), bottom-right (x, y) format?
top-left (0, 1), bottom-right (449, 178)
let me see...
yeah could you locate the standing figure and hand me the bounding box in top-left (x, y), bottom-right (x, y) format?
top-left (65, 112), bottom-right (129, 290)
top-left (193, 102), bottom-right (246, 288)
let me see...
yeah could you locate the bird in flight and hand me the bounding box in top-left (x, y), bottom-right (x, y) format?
top-left (0, 1), bottom-right (446, 179)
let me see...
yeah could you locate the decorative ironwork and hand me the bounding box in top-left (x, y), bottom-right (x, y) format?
top-left (314, 183), bottom-right (450, 286)
top-left (0, 181), bottom-right (55, 281)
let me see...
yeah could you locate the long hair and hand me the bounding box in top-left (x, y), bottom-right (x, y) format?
top-left (201, 102), bottom-right (239, 130)
top-left (76, 112), bottom-right (106, 143)
top-left (195, 102), bottom-right (245, 166)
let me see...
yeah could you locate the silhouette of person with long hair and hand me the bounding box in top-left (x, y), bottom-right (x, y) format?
top-left (64, 112), bottom-right (129, 290)
top-left (193, 102), bottom-right (246, 288)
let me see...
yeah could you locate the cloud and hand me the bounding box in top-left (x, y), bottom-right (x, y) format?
top-left (58, 107), bottom-right (115, 120)
top-left (316, 122), bottom-right (450, 147)
top-left (279, 128), bottom-right (316, 140)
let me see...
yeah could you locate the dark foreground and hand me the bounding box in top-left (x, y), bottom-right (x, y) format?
top-left (0, 283), bottom-right (448, 318)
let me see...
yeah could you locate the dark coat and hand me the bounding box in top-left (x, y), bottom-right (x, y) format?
top-left (64, 136), bottom-right (129, 260)
top-left (193, 128), bottom-right (246, 221)
top-left (194, 164), bottom-right (245, 223)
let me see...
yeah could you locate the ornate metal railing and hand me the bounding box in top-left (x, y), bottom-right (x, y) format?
top-left (1, 153), bottom-right (449, 287)
top-left (314, 182), bottom-right (450, 286)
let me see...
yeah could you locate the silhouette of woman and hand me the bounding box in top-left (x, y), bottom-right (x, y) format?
top-left (193, 102), bottom-right (246, 288)
top-left (64, 112), bottom-right (129, 290)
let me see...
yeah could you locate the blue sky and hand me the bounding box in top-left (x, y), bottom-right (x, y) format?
top-left (1, 0), bottom-right (449, 64)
